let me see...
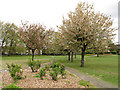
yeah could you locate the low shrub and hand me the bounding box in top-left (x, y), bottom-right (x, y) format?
top-left (111, 51), bottom-right (117, 54)
top-left (59, 64), bottom-right (66, 78)
top-left (49, 71), bottom-right (58, 81)
top-left (49, 67), bottom-right (60, 81)
top-left (44, 65), bottom-right (50, 71)
top-left (39, 67), bottom-right (46, 80)
top-left (50, 62), bottom-right (61, 68)
top-left (7, 63), bottom-right (23, 81)
top-left (27, 60), bottom-right (41, 72)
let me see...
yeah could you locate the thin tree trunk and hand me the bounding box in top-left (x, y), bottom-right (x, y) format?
top-left (97, 53), bottom-right (99, 57)
top-left (75, 53), bottom-right (76, 59)
top-left (68, 52), bottom-right (70, 61)
top-left (32, 49), bottom-right (35, 61)
top-left (38, 50), bottom-right (40, 56)
top-left (80, 50), bottom-right (85, 67)
top-left (71, 52), bottom-right (73, 62)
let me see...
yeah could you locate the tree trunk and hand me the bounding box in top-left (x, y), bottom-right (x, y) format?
top-left (8, 50), bottom-right (11, 56)
top-left (75, 53), bottom-right (76, 59)
top-left (80, 50), bottom-right (85, 67)
top-left (97, 53), bottom-right (99, 57)
top-left (68, 52), bottom-right (70, 61)
top-left (71, 52), bottom-right (73, 62)
top-left (32, 49), bottom-right (35, 61)
top-left (38, 50), bottom-right (40, 56)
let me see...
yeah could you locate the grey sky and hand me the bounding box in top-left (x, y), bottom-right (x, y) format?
top-left (0, 0), bottom-right (119, 43)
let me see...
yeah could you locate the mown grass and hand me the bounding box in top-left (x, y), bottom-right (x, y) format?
top-left (2, 55), bottom-right (52, 69)
top-left (55, 55), bottom-right (118, 85)
top-left (2, 54), bottom-right (118, 85)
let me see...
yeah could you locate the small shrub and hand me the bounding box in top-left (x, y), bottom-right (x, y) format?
top-left (59, 64), bottom-right (66, 78)
top-left (44, 65), bottom-right (50, 71)
top-left (49, 71), bottom-right (58, 81)
top-left (50, 62), bottom-right (61, 68)
top-left (49, 67), bottom-right (60, 81)
top-left (27, 60), bottom-right (41, 72)
top-left (7, 63), bottom-right (23, 81)
top-left (39, 67), bottom-right (46, 80)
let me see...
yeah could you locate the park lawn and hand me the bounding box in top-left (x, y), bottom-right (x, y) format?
top-left (2, 55), bottom-right (53, 69)
top-left (2, 55), bottom-right (118, 85)
top-left (55, 55), bottom-right (118, 85)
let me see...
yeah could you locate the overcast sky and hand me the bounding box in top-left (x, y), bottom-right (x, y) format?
top-left (0, 0), bottom-right (119, 43)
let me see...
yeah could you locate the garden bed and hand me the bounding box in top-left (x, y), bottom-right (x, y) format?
top-left (2, 69), bottom-right (86, 88)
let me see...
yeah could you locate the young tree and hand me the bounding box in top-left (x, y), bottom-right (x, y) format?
top-left (59, 2), bottom-right (116, 67)
top-left (19, 22), bottom-right (46, 60)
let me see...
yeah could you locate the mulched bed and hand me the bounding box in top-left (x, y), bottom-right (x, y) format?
top-left (1, 69), bottom-right (85, 88)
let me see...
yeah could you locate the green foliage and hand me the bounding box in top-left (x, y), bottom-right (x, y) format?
top-left (52, 67), bottom-right (60, 76)
top-left (49, 62), bottom-right (66, 80)
top-left (111, 51), bottom-right (117, 54)
top-left (50, 62), bottom-right (61, 68)
top-left (4, 84), bottom-right (21, 88)
top-left (39, 67), bottom-right (46, 80)
top-left (78, 80), bottom-right (95, 88)
top-left (64, 81), bottom-right (70, 83)
top-left (49, 70), bottom-right (58, 81)
top-left (44, 65), bottom-right (50, 71)
top-left (0, 83), bottom-right (5, 85)
top-left (27, 60), bottom-right (41, 72)
top-left (59, 64), bottom-right (66, 78)
top-left (34, 74), bottom-right (40, 78)
top-left (7, 63), bottom-right (23, 81)
top-left (1, 21), bottom-right (26, 55)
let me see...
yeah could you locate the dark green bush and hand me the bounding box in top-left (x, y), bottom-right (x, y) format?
top-left (7, 63), bottom-right (23, 81)
top-left (111, 51), bottom-right (117, 54)
top-left (39, 67), bottom-right (46, 80)
top-left (27, 60), bottom-right (41, 72)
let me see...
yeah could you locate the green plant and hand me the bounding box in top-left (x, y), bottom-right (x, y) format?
top-left (59, 64), bottom-right (66, 78)
top-left (39, 67), bottom-right (46, 80)
top-left (64, 81), bottom-right (70, 83)
top-left (78, 80), bottom-right (95, 88)
top-left (52, 67), bottom-right (60, 75)
top-left (27, 60), bottom-right (41, 72)
top-left (49, 67), bottom-right (60, 81)
top-left (7, 63), bottom-right (23, 81)
top-left (44, 65), bottom-right (50, 71)
top-left (49, 71), bottom-right (57, 81)
top-left (51, 62), bottom-right (61, 68)
top-left (0, 83), bottom-right (5, 85)
top-left (4, 84), bottom-right (21, 88)
top-left (34, 74), bottom-right (40, 78)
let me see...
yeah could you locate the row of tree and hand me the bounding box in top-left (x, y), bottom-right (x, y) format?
top-left (0, 2), bottom-right (117, 67)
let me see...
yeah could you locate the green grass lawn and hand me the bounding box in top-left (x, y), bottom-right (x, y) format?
top-left (2, 54), bottom-right (118, 85)
top-left (55, 55), bottom-right (118, 85)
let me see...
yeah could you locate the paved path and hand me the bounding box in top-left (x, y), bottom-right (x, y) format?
top-left (66, 67), bottom-right (118, 88)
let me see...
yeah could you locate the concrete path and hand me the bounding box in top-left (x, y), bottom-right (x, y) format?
top-left (66, 67), bottom-right (118, 88)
